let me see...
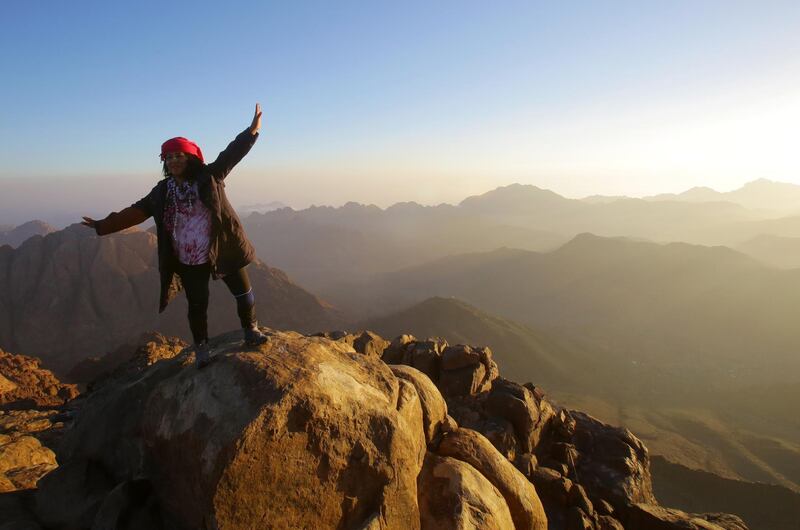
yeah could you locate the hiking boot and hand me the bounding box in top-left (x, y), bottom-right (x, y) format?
top-left (195, 340), bottom-right (211, 369)
top-left (244, 325), bottom-right (269, 347)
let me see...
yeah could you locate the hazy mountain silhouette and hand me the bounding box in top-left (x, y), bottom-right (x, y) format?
top-left (580, 194), bottom-right (630, 204)
top-left (0, 224), bottom-right (341, 373)
top-left (456, 183), bottom-right (756, 243)
top-left (648, 186), bottom-right (722, 202)
top-left (0, 220), bottom-right (55, 248)
top-left (647, 178), bottom-right (800, 214)
top-left (243, 201), bottom-right (566, 290)
top-left (238, 183), bottom-right (800, 302)
top-left (341, 235), bottom-right (800, 425)
top-left (238, 200), bottom-right (288, 215)
top-left (735, 234), bottom-right (800, 269)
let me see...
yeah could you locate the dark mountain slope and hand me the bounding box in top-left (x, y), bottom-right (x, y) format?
top-left (0, 224), bottom-right (341, 373)
top-left (652, 455), bottom-right (800, 530)
top-left (367, 234), bottom-right (799, 389)
top-left (361, 296), bottom-right (598, 393)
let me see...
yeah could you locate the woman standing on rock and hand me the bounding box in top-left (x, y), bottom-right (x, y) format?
top-left (82, 104), bottom-right (268, 368)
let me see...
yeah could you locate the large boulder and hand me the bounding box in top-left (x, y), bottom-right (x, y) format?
top-left (437, 428), bottom-right (547, 530)
top-left (403, 339), bottom-right (447, 383)
top-left (0, 435), bottom-right (56, 492)
top-left (418, 452), bottom-right (515, 530)
top-left (485, 378), bottom-right (553, 453)
top-left (381, 334), bottom-right (416, 365)
top-left (352, 330), bottom-right (390, 358)
top-left (569, 411), bottom-right (656, 507)
top-left (390, 365), bottom-right (448, 445)
top-left (439, 345), bottom-right (498, 397)
top-left (38, 329), bottom-right (428, 529)
top-left (0, 409), bottom-right (70, 493)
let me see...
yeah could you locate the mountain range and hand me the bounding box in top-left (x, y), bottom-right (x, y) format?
top-left (644, 178), bottom-right (800, 214)
top-left (345, 233), bottom-right (800, 397)
top-left (0, 224), bottom-right (341, 373)
top-left (239, 180), bottom-right (800, 301)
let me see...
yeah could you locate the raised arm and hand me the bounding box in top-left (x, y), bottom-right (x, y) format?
top-left (206, 103), bottom-right (262, 181)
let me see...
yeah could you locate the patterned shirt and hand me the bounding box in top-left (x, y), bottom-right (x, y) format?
top-left (163, 178), bottom-right (212, 265)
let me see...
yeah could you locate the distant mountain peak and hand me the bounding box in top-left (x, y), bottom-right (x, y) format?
top-left (458, 183), bottom-right (575, 212)
top-left (386, 201), bottom-right (425, 211)
top-left (682, 186), bottom-right (718, 196)
top-left (0, 219), bottom-right (57, 248)
top-left (740, 177), bottom-right (797, 191)
top-left (556, 232), bottom-right (640, 251)
top-left (746, 177), bottom-right (776, 185)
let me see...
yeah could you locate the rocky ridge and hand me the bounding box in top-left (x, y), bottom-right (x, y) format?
top-left (373, 333), bottom-right (747, 530)
top-left (66, 332), bottom-right (188, 391)
top-left (0, 349), bottom-right (78, 497)
top-left (0, 349), bottom-right (78, 409)
top-left (1, 329), bottom-right (748, 529)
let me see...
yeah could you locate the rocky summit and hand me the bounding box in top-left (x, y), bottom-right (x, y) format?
top-left (2, 330), bottom-right (748, 529)
top-left (0, 349), bottom-right (79, 409)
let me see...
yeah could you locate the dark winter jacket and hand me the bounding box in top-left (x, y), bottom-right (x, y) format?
top-left (94, 128), bottom-right (259, 312)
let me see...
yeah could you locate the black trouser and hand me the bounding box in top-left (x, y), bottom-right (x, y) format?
top-left (175, 263), bottom-right (257, 343)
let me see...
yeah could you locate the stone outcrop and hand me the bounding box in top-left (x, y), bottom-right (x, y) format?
top-left (0, 328), bottom-right (750, 530)
top-left (0, 409), bottom-right (72, 496)
top-left (390, 365), bottom-right (448, 445)
top-left (418, 452), bottom-right (515, 530)
top-left (0, 434), bottom-right (56, 493)
top-left (67, 332), bottom-right (187, 390)
top-left (0, 224), bottom-right (343, 372)
top-left (28, 329), bottom-right (547, 530)
top-left (0, 348), bottom-right (77, 496)
top-left (437, 428), bottom-right (547, 530)
top-left (569, 411), bottom-right (655, 506)
top-left (377, 332), bottom-right (749, 530)
top-left (0, 349), bottom-right (78, 408)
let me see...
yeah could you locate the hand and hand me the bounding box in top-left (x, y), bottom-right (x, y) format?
top-left (81, 216), bottom-right (97, 229)
top-left (249, 103), bottom-right (262, 135)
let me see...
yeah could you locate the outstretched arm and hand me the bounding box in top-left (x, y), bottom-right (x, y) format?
top-left (207, 103), bottom-right (263, 181)
top-left (82, 207), bottom-right (150, 236)
top-left (82, 185), bottom-right (156, 236)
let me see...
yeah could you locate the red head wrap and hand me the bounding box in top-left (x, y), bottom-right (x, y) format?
top-left (160, 137), bottom-right (204, 163)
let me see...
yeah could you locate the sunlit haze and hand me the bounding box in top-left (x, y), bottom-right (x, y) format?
top-left (2, 1), bottom-right (800, 223)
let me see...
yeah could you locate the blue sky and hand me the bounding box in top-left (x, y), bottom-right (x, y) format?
top-left (2, 1), bottom-right (800, 219)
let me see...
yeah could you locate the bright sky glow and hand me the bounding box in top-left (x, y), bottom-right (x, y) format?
top-left (2, 0), bottom-right (800, 217)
